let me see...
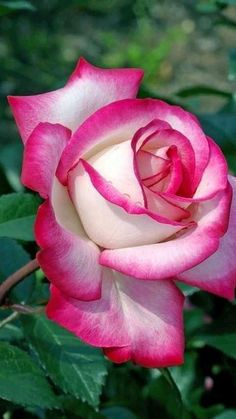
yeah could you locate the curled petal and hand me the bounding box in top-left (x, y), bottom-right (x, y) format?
top-left (159, 138), bottom-right (229, 205)
top-left (137, 150), bottom-right (170, 180)
top-left (137, 126), bottom-right (195, 195)
top-left (68, 160), bottom-right (193, 249)
top-left (144, 187), bottom-right (191, 221)
top-left (193, 137), bottom-right (228, 199)
top-left (57, 99), bottom-right (209, 185)
top-left (100, 183), bottom-right (232, 279)
top-left (149, 146), bottom-right (183, 194)
top-left (21, 122), bottom-right (71, 198)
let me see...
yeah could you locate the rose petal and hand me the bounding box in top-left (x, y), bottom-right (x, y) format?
top-left (35, 181), bottom-right (102, 301)
top-left (193, 137), bottom-right (228, 199)
top-left (57, 99), bottom-right (209, 185)
top-left (68, 160), bottom-right (193, 249)
top-left (8, 57), bottom-right (144, 143)
top-left (47, 271), bottom-right (184, 368)
top-left (100, 183), bottom-right (232, 279)
top-left (177, 175), bottom-right (236, 300)
top-left (89, 140), bottom-right (144, 206)
top-left (159, 137), bottom-right (228, 206)
top-left (150, 146), bottom-right (183, 195)
top-left (144, 187), bottom-right (191, 221)
top-left (21, 122), bottom-right (71, 198)
top-left (137, 150), bottom-right (170, 180)
top-left (141, 127), bottom-right (195, 195)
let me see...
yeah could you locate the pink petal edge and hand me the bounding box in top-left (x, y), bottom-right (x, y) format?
top-left (47, 272), bottom-right (185, 368)
top-left (8, 57), bottom-right (144, 143)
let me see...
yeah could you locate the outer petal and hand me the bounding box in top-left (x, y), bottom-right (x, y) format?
top-left (8, 57), bottom-right (144, 143)
top-left (68, 160), bottom-right (193, 249)
top-left (193, 137), bottom-right (228, 199)
top-left (100, 183), bottom-right (232, 279)
top-left (47, 271), bottom-right (185, 368)
top-left (21, 122), bottom-right (71, 198)
top-left (57, 99), bottom-right (209, 185)
top-left (35, 181), bottom-right (102, 301)
top-left (177, 175), bottom-right (236, 299)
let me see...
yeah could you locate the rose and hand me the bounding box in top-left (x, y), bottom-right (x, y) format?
top-left (8, 58), bottom-right (236, 368)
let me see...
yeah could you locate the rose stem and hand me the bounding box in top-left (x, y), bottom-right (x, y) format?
top-left (0, 311), bottom-right (19, 328)
top-left (0, 258), bottom-right (39, 304)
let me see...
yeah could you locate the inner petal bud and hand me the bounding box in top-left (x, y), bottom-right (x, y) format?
top-left (88, 140), bottom-right (144, 205)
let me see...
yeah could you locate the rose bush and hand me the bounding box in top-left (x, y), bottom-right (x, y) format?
top-left (8, 58), bottom-right (236, 368)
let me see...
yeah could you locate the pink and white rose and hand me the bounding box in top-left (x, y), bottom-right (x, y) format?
top-left (8, 58), bottom-right (236, 367)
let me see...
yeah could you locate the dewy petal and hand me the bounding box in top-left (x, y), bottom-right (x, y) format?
top-left (8, 57), bottom-right (144, 143)
top-left (57, 99), bottom-right (209, 185)
top-left (21, 122), bottom-right (71, 198)
top-left (100, 183), bottom-right (232, 279)
top-left (88, 140), bottom-right (145, 206)
top-left (47, 270), bottom-right (185, 368)
top-left (177, 175), bottom-right (236, 300)
top-left (35, 180), bottom-right (103, 301)
top-left (68, 160), bottom-right (193, 249)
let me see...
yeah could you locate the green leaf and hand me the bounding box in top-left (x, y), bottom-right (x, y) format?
top-left (190, 308), bottom-right (236, 359)
top-left (0, 193), bottom-right (41, 241)
top-left (0, 238), bottom-right (35, 303)
top-left (198, 113), bottom-right (236, 149)
top-left (184, 307), bottom-right (205, 340)
top-left (170, 352), bottom-right (198, 406)
top-left (175, 85), bottom-right (231, 99)
top-left (147, 368), bottom-right (190, 419)
top-left (159, 368), bottom-right (183, 408)
top-left (0, 309), bottom-right (23, 341)
top-left (0, 342), bottom-right (59, 408)
top-left (59, 396), bottom-right (105, 419)
top-left (198, 112), bottom-right (236, 172)
top-left (218, 14), bottom-right (236, 29)
top-left (214, 410), bottom-right (236, 419)
top-left (101, 406), bottom-right (138, 419)
top-left (177, 282), bottom-right (199, 297)
top-left (0, 143), bottom-right (23, 192)
top-left (0, 322), bottom-right (23, 341)
top-left (0, 1), bottom-right (35, 16)
top-left (21, 314), bottom-right (108, 407)
top-left (217, 0), bottom-right (236, 5)
top-left (229, 49), bottom-right (236, 82)
top-left (196, 1), bottom-right (220, 13)
top-left (201, 334), bottom-right (236, 359)
top-left (192, 404), bottom-right (224, 419)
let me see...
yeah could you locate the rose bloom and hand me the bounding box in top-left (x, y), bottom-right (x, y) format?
top-left (8, 58), bottom-right (236, 368)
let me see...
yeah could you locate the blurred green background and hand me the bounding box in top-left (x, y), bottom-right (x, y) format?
top-left (1, 0), bottom-right (236, 189)
top-left (0, 1), bottom-right (236, 419)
